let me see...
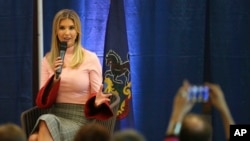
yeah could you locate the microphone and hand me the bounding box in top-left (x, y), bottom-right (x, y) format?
top-left (55, 41), bottom-right (67, 79)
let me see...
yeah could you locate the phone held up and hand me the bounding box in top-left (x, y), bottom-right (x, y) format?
top-left (188, 85), bottom-right (209, 103)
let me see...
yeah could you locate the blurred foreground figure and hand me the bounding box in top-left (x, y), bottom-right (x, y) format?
top-left (74, 123), bottom-right (110, 141)
top-left (0, 123), bottom-right (26, 141)
top-left (112, 128), bottom-right (146, 141)
top-left (165, 80), bottom-right (234, 141)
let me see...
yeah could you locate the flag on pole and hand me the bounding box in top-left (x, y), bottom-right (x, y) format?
top-left (103, 0), bottom-right (134, 130)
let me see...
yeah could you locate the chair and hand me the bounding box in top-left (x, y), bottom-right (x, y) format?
top-left (20, 94), bottom-right (120, 138)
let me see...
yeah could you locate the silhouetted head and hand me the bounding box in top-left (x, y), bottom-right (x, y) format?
top-left (179, 113), bottom-right (212, 141)
top-left (112, 129), bottom-right (146, 141)
top-left (74, 123), bottom-right (110, 141)
top-left (0, 123), bottom-right (26, 141)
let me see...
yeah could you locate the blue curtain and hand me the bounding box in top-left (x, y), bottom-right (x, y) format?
top-left (209, 1), bottom-right (250, 140)
top-left (0, 0), bottom-right (33, 125)
top-left (1, 0), bottom-right (250, 141)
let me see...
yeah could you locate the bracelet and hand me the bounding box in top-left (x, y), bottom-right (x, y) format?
top-left (173, 122), bottom-right (182, 135)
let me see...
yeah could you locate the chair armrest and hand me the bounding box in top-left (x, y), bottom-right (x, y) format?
top-left (20, 106), bottom-right (50, 137)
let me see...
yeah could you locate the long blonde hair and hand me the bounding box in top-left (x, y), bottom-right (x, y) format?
top-left (47, 9), bottom-right (84, 69)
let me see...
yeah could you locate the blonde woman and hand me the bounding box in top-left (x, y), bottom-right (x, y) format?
top-left (28, 9), bottom-right (113, 141)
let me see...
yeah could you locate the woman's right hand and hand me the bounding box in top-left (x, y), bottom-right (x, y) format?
top-left (54, 57), bottom-right (63, 80)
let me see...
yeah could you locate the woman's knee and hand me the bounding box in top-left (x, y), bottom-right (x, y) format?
top-left (39, 120), bottom-right (46, 126)
top-left (28, 133), bottom-right (38, 141)
top-left (39, 120), bottom-right (49, 132)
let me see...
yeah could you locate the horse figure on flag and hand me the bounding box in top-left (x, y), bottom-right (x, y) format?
top-left (104, 50), bottom-right (131, 119)
top-left (104, 50), bottom-right (130, 84)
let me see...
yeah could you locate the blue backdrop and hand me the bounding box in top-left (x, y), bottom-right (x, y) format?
top-left (0, 0), bottom-right (33, 124)
top-left (0, 0), bottom-right (250, 141)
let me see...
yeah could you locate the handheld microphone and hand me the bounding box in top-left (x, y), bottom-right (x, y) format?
top-left (56, 41), bottom-right (67, 79)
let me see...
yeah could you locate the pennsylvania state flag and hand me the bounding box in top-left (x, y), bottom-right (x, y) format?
top-left (103, 0), bottom-right (134, 129)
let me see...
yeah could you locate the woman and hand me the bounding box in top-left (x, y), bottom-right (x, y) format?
top-left (29, 9), bottom-right (113, 141)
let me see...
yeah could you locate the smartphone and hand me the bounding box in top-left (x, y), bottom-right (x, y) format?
top-left (188, 85), bottom-right (209, 102)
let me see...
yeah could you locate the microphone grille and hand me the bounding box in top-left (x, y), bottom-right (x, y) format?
top-left (60, 41), bottom-right (67, 51)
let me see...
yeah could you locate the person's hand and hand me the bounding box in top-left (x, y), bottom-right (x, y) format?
top-left (166, 80), bottom-right (196, 135)
top-left (205, 82), bottom-right (227, 112)
top-left (95, 85), bottom-right (112, 107)
top-left (171, 80), bottom-right (195, 121)
top-left (54, 57), bottom-right (63, 80)
top-left (205, 82), bottom-right (235, 139)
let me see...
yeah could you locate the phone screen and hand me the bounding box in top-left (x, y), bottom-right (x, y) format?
top-left (188, 85), bottom-right (209, 102)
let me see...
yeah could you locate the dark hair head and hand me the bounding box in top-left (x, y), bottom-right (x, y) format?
top-left (74, 123), bottom-right (110, 141)
top-left (179, 113), bottom-right (212, 141)
top-left (112, 129), bottom-right (146, 141)
top-left (0, 123), bottom-right (26, 141)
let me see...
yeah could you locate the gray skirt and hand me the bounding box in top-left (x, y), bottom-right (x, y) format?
top-left (32, 103), bottom-right (94, 141)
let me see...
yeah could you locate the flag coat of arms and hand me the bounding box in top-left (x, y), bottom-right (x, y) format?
top-left (103, 0), bottom-right (134, 128)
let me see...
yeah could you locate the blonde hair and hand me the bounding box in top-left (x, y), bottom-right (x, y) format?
top-left (47, 9), bottom-right (84, 69)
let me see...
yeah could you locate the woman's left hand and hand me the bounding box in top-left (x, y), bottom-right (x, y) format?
top-left (95, 85), bottom-right (112, 107)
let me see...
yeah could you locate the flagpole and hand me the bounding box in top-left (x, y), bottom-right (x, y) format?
top-left (37, 0), bottom-right (43, 88)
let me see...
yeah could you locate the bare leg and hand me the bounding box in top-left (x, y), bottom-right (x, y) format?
top-left (37, 120), bottom-right (53, 141)
top-left (28, 133), bottom-right (38, 141)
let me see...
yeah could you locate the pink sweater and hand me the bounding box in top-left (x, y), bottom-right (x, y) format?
top-left (40, 48), bottom-right (102, 104)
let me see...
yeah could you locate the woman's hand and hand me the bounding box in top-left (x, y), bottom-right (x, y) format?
top-left (95, 85), bottom-right (112, 107)
top-left (54, 57), bottom-right (63, 80)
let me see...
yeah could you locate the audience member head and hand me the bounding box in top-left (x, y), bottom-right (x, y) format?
top-left (0, 123), bottom-right (26, 141)
top-left (112, 129), bottom-right (146, 141)
top-left (179, 113), bottom-right (212, 141)
top-left (74, 123), bottom-right (110, 141)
